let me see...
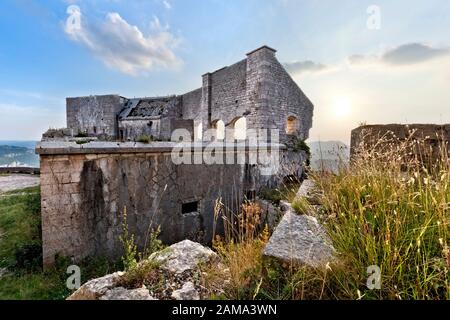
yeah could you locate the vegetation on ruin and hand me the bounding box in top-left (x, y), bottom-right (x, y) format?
top-left (286, 137), bottom-right (311, 157)
top-left (74, 132), bottom-right (88, 138)
top-left (258, 179), bottom-right (300, 205)
top-left (136, 135), bottom-right (152, 144)
top-left (203, 138), bottom-right (449, 300)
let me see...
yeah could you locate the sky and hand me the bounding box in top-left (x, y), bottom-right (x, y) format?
top-left (0, 0), bottom-right (449, 143)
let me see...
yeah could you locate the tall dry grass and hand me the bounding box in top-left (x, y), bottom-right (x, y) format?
top-left (205, 133), bottom-right (449, 300)
top-left (314, 133), bottom-right (449, 299)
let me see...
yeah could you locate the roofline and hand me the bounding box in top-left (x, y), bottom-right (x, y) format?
top-left (246, 45), bottom-right (277, 56)
top-left (66, 94), bottom-right (122, 100)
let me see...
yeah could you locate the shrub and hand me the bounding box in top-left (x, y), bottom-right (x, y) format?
top-left (75, 132), bottom-right (88, 138)
top-left (119, 207), bottom-right (138, 271)
top-left (259, 182), bottom-right (300, 205)
top-left (14, 243), bottom-right (42, 272)
top-left (141, 226), bottom-right (164, 260)
top-left (137, 135), bottom-right (152, 144)
top-left (287, 137), bottom-right (311, 157)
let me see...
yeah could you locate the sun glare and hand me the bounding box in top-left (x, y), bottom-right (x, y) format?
top-left (332, 97), bottom-right (352, 118)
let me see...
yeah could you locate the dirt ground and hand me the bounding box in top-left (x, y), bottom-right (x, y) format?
top-left (0, 174), bottom-right (40, 194)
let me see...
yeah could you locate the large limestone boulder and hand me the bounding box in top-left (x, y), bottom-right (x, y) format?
top-left (67, 272), bottom-right (124, 300)
top-left (100, 287), bottom-right (156, 300)
top-left (150, 240), bottom-right (219, 275)
top-left (171, 281), bottom-right (200, 300)
top-left (263, 210), bottom-right (334, 268)
top-left (67, 240), bottom-right (222, 300)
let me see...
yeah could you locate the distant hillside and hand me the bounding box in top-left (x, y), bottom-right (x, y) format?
top-left (0, 141), bottom-right (37, 149)
top-left (307, 141), bottom-right (350, 173)
top-left (0, 142), bottom-right (39, 168)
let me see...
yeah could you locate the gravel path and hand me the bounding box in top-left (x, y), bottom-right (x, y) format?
top-left (0, 174), bottom-right (40, 194)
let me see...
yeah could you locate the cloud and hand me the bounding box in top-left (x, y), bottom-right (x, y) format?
top-left (283, 60), bottom-right (329, 75)
top-left (349, 43), bottom-right (450, 66)
top-left (162, 0), bottom-right (172, 10)
top-left (64, 5), bottom-right (182, 75)
top-left (382, 43), bottom-right (450, 65)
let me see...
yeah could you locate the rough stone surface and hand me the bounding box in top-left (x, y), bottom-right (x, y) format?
top-left (68, 241), bottom-right (225, 300)
top-left (39, 46), bottom-right (314, 266)
top-left (65, 46), bottom-right (313, 144)
top-left (296, 179), bottom-right (322, 205)
top-left (150, 240), bottom-right (218, 275)
top-left (38, 149), bottom-right (249, 267)
top-left (263, 210), bottom-right (334, 268)
top-left (67, 95), bottom-right (125, 139)
top-left (67, 272), bottom-right (124, 300)
top-left (171, 282), bottom-right (200, 300)
top-left (100, 287), bottom-right (156, 300)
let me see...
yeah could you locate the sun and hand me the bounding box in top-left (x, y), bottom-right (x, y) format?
top-left (332, 96), bottom-right (352, 118)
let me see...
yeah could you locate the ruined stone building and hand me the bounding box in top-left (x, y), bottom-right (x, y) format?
top-left (65, 46), bottom-right (313, 144)
top-left (37, 46), bottom-right (314, 266)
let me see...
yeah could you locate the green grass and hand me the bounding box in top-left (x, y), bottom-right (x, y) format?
top-left (0, 186), bottom-right (119, 300)
top-left (0, 186), bottom-right (41, 268)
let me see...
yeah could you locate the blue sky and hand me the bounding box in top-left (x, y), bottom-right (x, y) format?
top-left (0, 0), bottom-right (449, 142)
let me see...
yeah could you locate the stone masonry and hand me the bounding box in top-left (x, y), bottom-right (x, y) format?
top-left (65, 46), bottom-right (314, 144)
top-left (38, 142), bottom-right (253, 266)
top-left (38, 46), bottom-right (314, 266)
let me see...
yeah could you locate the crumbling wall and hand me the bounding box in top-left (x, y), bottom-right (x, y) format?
top-left (350, 124), bottom-right (450, 162)
top-left (67, 95), bottom-right (125, 138)
top-left (118, 119), bottom-right (162, 140)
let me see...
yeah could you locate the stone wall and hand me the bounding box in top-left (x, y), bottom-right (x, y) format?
top-left (64, 47), bottom-right (314, 146)
top-left (67, 95), bottom-right (125, 138)
top-left (38, 142), bottom-right (249, 266)
top-left (350, 124), bottom-right (450, 161)
top-left (181, 88), bottom-right (202, 121)
top-left (118, 118), bottom-right (162, 140)
top-left (210, 60), bottom-right (248, 126)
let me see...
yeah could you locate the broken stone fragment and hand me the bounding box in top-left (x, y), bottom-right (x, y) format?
top-left (171, 281), bottom-right (200, 300)
top-left (67, 240), bottom-right (224, 300)
top-left (263, 210), bottom-right (334, 268)
top-left (100, 287), bottom-right (156, 300)
top-left (149, 240), bottom-right (219, 275)
top-left (0, 267), bottom-right (9, 279)
top-left (67, 272), bottom-right (124, 300)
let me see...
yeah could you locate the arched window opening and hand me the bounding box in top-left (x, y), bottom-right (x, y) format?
top-left (233, 117), bottom-right (247, 140)
top-left (213, 120), bottom-right (225, 140)
top-left (286, 116), bottom-right (299, 135)
top-left (194, 121), bottom-right (203, 141)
